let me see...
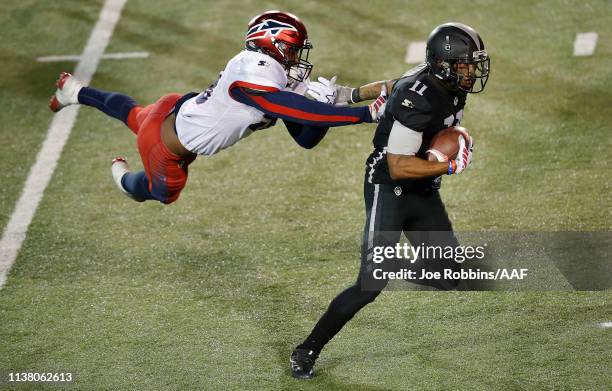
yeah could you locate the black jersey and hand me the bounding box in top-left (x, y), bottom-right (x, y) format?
top-left (366, 63), bottom-right (467, 189)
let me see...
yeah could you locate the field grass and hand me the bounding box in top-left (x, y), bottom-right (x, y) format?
top-left (0, 0), bottom-right (610, 390)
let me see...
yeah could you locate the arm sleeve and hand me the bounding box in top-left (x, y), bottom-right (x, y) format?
top-left (283, 120), bottom-right (329, 149)
top-left (229, 81), bottom-right (373, 127)
top-left (387, 121), bottom-right (423, 155)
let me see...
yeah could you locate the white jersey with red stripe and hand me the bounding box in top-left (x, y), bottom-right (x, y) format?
top-left (175, 50), bottom-right (287, 156)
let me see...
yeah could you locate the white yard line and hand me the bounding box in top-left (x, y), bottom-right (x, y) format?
top-left (37, 51), bottom-right (149, 62)
top-left (37, 54), bottom-right (83, 62)
top-left (0, 0), bottom-right (128, 289)
top-left (573, 32), bottom-right (598, 56)
top-left (100, 51), bottom-right (149, 60)
top-left (405, 41), bottom-right (426, 64)
top-left (597, 322), bottom-right (612, 329)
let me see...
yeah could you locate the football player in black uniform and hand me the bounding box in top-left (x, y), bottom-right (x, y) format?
top-left (290, 22), bottom-right (490, 379)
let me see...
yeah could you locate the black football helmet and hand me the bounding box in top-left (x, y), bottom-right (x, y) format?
top-left (426, 22), bottom-right (490, 93)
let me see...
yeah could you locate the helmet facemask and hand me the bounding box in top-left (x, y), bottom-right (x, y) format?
top-left (282, 39), bottom-right (313, 83)
top-left (446, 51), bottom-right (490, 93)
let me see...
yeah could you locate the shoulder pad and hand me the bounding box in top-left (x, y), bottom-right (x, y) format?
top-left (387, 79), bottom-right (436, 131)
top-left (232, 50), bottom-right (287, 90)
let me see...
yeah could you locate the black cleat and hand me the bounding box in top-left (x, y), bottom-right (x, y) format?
top-left (290, 348), bottom-right (318, 379)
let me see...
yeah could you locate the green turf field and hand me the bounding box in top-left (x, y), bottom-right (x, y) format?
top-left (1, 0), bottom-right (610, 389)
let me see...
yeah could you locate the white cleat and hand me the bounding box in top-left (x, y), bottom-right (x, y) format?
top-left (49, 72), bottom-right (83, 112)
top-left (111, 157), bottom-right (145, 202)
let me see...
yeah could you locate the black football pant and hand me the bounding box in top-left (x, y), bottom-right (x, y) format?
top-left (299, 175), bottom-right (460, 355)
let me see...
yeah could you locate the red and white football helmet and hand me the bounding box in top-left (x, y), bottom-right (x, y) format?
top-left (245, 10), bottom-right (313, 82)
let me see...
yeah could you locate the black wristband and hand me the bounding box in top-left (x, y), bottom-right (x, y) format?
top-left (351, 88), bottom-right (361, 104)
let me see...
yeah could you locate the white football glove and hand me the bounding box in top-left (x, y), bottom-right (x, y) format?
top-left (448, 135), bottom-right (474, 174)
top-left (305, 76), bottom-right (338, 105)
top-left (306, 76), bottom-right (358, 106)
top-left (367, 85), bottom-right (387, 122)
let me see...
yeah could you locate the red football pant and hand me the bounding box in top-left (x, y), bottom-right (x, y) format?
top-left (125, 94), bottom-right (196, 204)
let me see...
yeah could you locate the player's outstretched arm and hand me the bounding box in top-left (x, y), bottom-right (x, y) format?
top-left (347, 79), bottom-right (397, 103)
top-left (229, 82), bottom-right (378, 127)
top-left (307, 78), bottom-right (397, 106)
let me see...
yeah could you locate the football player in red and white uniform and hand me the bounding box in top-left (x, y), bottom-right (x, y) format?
top-left (49, 10), bottom-right (386, 204)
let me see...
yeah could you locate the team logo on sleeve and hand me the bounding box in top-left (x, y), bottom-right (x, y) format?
top-left (401, 98), bottom-right (415, 108)
top-left (246, 19), bottom-right (297, 41)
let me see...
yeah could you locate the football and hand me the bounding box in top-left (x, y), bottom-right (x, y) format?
top-left (426, 126), bottom-right (470, 162)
